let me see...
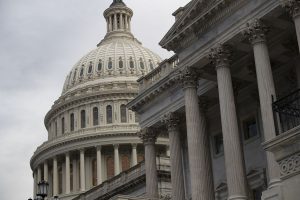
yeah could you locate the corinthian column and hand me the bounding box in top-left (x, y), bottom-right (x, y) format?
top-left (65, 152), bottom-right (71, 194)
top-left (209, 45), bottom-right (248, 200)
top-left (44, 161), bottom-right (48, 182)
top-left (114, 144), bottom-right (120, 175)
top-left (179, 67), bottom-right (215, 200)
top-left (162, 113), bottom-right (185, 200)
top-left (281, 0), bottom-right (300, 51)
top-left (139, 128), bottom-right (159, 200)
top-left (243, 19), bottom-right (281, 188)
top-left (96, 146), bottom-right (102, 185)
top-left (53, 156), bottom-right (58, 196)
top-left (131, 144), bottom-right (138, 166)
top-left (80, 149), bottom-right (85, 191)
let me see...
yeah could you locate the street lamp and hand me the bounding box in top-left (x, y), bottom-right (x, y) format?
top-left (53, 196), bottom-right (59, 200)
top-left (37, 180), bottom-right (49, 199)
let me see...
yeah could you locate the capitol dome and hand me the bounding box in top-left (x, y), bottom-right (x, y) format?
top-left (30, 1), bottom-right (169, 200)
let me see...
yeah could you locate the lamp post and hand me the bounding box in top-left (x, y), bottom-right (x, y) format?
top-left (28, 180), bottom-right (57, 200)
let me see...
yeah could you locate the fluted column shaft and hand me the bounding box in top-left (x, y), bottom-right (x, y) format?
top-left (140, 128), bottom-right (159, 200)
top-left (114, 144), bottom-right (120, 175)
top-left (53, 157), bottom-right (58, 196)
top-left (163, 113), bottom-right (186, 200)
top-left (65, 153), bottom-right (71, 194)
top-left (44, 162), bottom-right (48, 181)
top-left (109, 16), bottom-right (112, 32)
top-left (80, 149), bottom-right (85, 191)
top-left (120, 14), bottom-right (123, 29)
top-left (96, 146), bottom-right (102, 185)
top-left (180, 67), bottom-right (215, 200)
top-left (114, 13), bottom-right (117, 30)
top-left (125, 15), bottom-right (128, 30)
top-left (210, 46), bottom-right (248, 200)
top-left (37, 166), bottom-right (42, 183)
top-left (243, 20), bottom-right (280, 187)
top-left (132, 144), bottom-right (138, 166)
top-left (72, 159), bottom-right (78, 192)
top-left (33, 171), bottom-right (37, 198)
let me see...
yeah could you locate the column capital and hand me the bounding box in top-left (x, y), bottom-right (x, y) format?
top-left (65, 152), bottom-right (70, 156)
top-left (131, 143), bottom-right (138, 148)
top-left (139, 127), bottom-right (158, 145)
top-left (281, 0), bottom-right (300, 18)
top-left (113, 144), bottom-right (119, 149)
top-left (179, 66), bottom-right (199, 89)
top-left (96, 145), bottom-right (102, 151)
top-left (162, 112), bottom-right (180, 132)
top-left (209, 44), bottom-right (232, 69)
top-left (242, 19), bottom-right (269, 45)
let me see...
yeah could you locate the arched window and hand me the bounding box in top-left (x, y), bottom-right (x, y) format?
top-left (93, 107), bottom-right (99, 126)
top-left (108, 58), bottom-right (113, 70)
top-left (55, 121), bottom-right (58, 136)
top-left (61, 117), bottom-right (65, 134)
top-left (119, 57), bottom-right (123, 68)
top-left (120, 104), bottom-right (127, 123)
top-left (88, 62), bottom-right (93, 74)
top-left (80, 66), bottom-right (84, 77)
top-left (129, 57), bottom-right (134, 68)
top-left (140, 58), bottom-right (144, 69)
top-left (106, 105), bottom-right (113, 124)
top-left (81, 110), bottom-right (86, 128)
top-left (92, 159), bottom-right (97, 186)
top-left (98, 60), bottom-right (103, 71)
top-left (149, 60), bottom-right (154, 70)
top-left (73, 69), bottom-right (77, 81)
top-left (70, 113), bottom-right (75, 131)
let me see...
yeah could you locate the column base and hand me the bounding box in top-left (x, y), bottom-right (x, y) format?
top-left (261, 185), bottom-right (283, 200)
top-left (228, 195), bottom-right (248, 200)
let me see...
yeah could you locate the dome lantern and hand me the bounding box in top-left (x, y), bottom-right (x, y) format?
top-left (103, 0), bottom-right (133, 42)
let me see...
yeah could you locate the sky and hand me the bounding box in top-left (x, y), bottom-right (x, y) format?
top-left (0, 0), bottom-right (190, 199)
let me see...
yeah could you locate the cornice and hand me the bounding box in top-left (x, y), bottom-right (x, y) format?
top-left (161, 0), bottom-right (248, 52)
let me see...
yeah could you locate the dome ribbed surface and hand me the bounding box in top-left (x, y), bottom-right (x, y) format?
top-left (62, 38), bottom-right (161, 94)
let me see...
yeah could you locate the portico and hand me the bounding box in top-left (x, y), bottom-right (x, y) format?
top-left (128, 0), bottom-right (300, 199)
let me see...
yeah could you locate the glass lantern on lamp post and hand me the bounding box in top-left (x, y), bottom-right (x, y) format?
top-left (37, 180), bottom-right (49, 200)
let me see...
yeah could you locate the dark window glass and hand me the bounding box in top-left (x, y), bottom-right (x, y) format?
top-left (61, 117), bottom-right (65, 134)
top-left (120, 104), bottom-right (127, 123)
top-left (98, 60), bottom-right (102, 71)
top-left (149, 60), bottom-right (154, 70)
top-left (73, 70), bottom-right (77, 81)
top-left (214, 133), bottom-right (224, 155)
top-left (106, 105), bottom-right (113, 124)
top-left (70, 113), bottom-right (74, 131)
top-left (252, 187), bottom-right (263, 200)
top-left (243, 117), bottom-right (258, 140)
top-left (88, 63), bottom-right (93, 73)
top-left (108, 58), bottom-right (113, 70)
top-left (93, 107), bottom-right (99, 126)
top-left (140, 58), bottom-right (144, 69)
top-left (129, 57), bottom-right (134, 68)
top-left (80, 67), bottom-right (84, 77)
top-left (81, 110), bottom-right (86, 128)
top-left (119, 57), bottom-right (123, 68)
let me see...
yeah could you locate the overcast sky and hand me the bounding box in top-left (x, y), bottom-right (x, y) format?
top-left (0, 0), bottom-right (190, 199)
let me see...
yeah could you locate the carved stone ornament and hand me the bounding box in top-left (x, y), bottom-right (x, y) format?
top-left (279, 152), bottom-right (300, 178)
top-left (281, 0), bottom-right (300, 18)
top-left (178, 66), bottom-right (199, 89)
top-left (162, 112), bottom-right (180, 132)
top-left (242, 19), bottom-right (269, 45)
top-left (138, 127), bottom-right (158, 145)
top-left (208, 44), bottom-right (232, 69)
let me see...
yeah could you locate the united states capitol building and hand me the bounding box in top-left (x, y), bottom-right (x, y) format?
top-left (31, 0), bottom-right (300, 200)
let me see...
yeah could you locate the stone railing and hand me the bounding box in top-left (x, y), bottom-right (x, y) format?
top-left (72, 157), bottom-right (170, 200)
top-left (138, 55), bottom-right (179, 91)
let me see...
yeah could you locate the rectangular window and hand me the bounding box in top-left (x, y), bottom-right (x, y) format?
top-left (214, 133), bottom-right (224, 155)
top-left (243, 117), bottom-right (258, 140)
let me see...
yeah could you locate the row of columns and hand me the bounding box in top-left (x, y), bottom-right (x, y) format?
top-left (33, 144), bottom-right (139, 197)
top-left (107, 13), bottom-right (131, 32)
top-left (140, 11), bottom-right (300, 199)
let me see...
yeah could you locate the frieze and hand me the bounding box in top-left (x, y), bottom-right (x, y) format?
top-left (279, 152), bottom-right (300, 179)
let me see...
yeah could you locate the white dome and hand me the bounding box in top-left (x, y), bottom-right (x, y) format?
top-left (62, 37), bottom-right (161, 94)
